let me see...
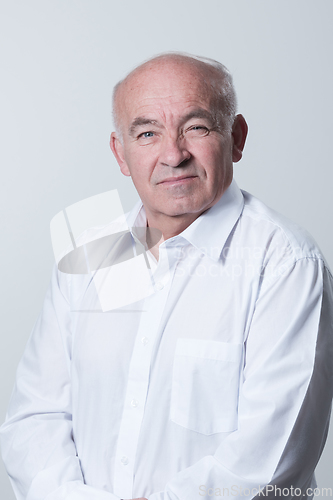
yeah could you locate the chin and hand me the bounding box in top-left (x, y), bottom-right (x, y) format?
top-left (162, 200), bottom-right (208, 218)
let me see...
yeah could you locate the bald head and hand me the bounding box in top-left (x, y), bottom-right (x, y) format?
top-left (112, 52), bottom-right (237, 140)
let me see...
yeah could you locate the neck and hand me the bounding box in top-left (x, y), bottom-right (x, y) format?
top-left (145, 210), bottom-right (203, 260)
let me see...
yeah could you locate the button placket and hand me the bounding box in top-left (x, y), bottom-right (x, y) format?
top-left (113, 251), bottom-right (180, 499)
top-left (113, 287), bottom-right (171, 499)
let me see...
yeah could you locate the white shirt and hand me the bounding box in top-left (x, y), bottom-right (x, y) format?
top-left (1, 180), bottom-right (333, 500)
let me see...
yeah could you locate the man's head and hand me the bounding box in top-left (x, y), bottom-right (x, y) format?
top-left (110, 53), bottom-right (248, 234)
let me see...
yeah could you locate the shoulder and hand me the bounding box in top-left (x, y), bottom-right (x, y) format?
top-left (239, 190), bottom-right (326, 266)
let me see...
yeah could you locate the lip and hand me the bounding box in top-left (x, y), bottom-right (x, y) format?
top-left (158, 175), bottom-right (197, 185)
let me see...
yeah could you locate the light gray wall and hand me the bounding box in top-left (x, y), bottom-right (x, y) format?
top-left (1, 1), bottom-right (332, 498)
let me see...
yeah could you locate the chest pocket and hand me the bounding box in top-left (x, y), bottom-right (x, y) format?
top-left (170, 338), bottom-right (243, 435)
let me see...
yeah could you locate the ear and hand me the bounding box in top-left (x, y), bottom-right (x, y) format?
top-left (232, 114), bottom-right (248, 163)
top-left (110, 132), bottom-right (131, 177)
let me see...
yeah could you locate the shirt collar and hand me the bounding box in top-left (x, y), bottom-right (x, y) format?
top-left (126, 179), bottom-right (244, 262)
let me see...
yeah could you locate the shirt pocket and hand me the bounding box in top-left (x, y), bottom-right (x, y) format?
top-left (170, 338), bottom-right (243, 435)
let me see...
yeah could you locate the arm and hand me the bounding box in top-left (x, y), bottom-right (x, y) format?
top-left (148, 258), bottom-right (333, 500)
top-left (0, 266), bottom-right (121, 500)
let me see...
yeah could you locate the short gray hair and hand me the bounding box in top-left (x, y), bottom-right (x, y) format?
top-left (112, 52), bottom-right (237, 139)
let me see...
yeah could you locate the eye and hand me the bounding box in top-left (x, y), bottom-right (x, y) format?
top-left (138, 131), bottom-right (154, 139)
top-left (185, 125), bottom-right (210, 137)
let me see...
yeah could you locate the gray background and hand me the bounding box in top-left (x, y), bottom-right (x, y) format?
top-left (1, 0), bottom-right (332, 497)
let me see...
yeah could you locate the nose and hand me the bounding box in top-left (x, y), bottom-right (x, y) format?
top-left (159, 135), bottom-right (191, 167)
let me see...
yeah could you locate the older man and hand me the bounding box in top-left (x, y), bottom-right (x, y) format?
top-left (1, 53), bottom-right (333, 500)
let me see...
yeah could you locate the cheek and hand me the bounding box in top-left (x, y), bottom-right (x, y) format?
top-left (195, 144), bottom-right (229, 181)
top-left (124, 153), bottom-right (155, 190)
top-left (126, 141), bottom-right (159, 163)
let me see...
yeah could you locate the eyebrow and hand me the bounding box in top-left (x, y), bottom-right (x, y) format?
top-left (129, 118), bottom-right (161, 136)
top-left (181, 108), bottom-right (215, 126)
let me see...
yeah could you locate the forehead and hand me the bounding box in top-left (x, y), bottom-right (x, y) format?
top-left (119, 61), bottom-right (214, 125)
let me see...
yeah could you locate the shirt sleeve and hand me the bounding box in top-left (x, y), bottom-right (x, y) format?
top-left (148, 258), bottom-right (333, 500)
top-left (0, 266), bottom-right (121, 500)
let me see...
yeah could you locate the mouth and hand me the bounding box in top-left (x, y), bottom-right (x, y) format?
top-left (158, 175), bottom-right (198, 185)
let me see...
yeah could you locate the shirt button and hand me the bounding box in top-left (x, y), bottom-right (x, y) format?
top-left (141, 337), bottom-right (149, 345)
top-left (130, 399), bottom-right (139, 407)
top-left (155, 281), bottom-right (164, 291)
top-left (120, 456), bottom-right (129, 465)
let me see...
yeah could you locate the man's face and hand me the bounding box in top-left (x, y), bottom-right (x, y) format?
top-left (111, 60), bottom-right (246, 225)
